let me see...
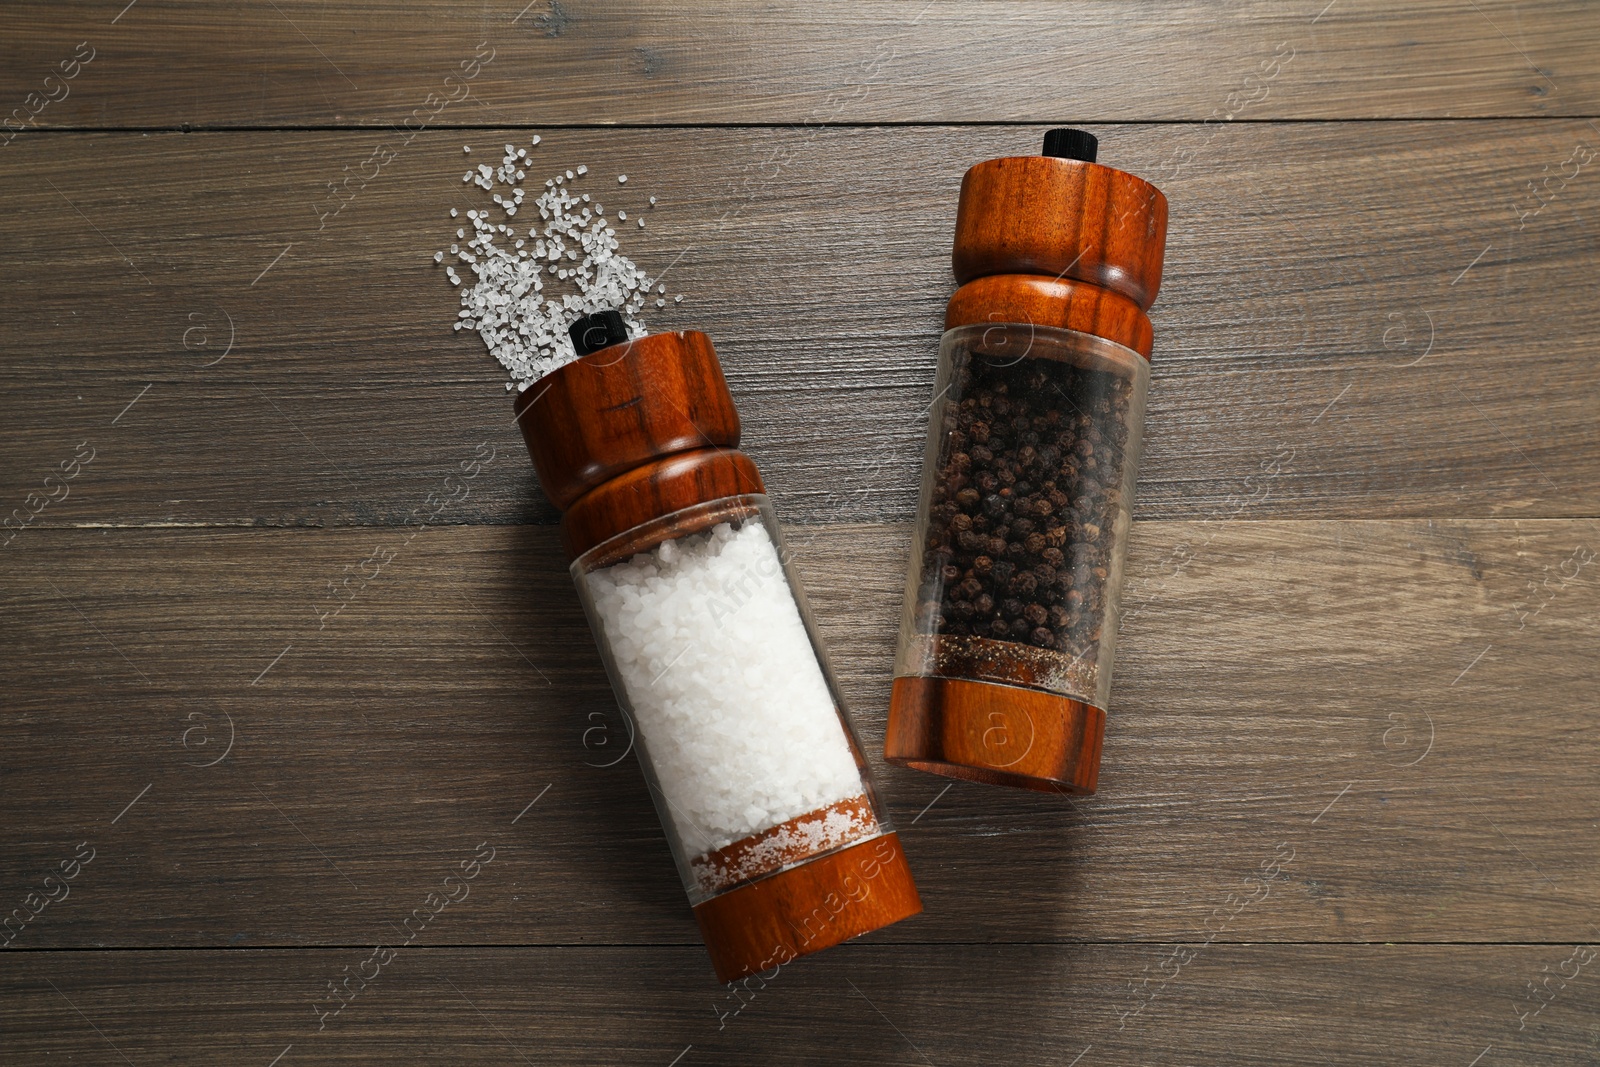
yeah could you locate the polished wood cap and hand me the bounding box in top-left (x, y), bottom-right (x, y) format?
top-left (512, 331), bottom-right (740, 509)
top-left (885, 675), bottom-right (1105, 794)
top-left (691, 832), bottom-right (922, 984)
top-left (952, 155), bottom-right (1167, 311)
top-left (944, 273), bottom-right (1154, 359)
top-left (561, 448), bottom-right (765, 562)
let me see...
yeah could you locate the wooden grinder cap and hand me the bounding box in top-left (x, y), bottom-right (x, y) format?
top-left (511, 315), bottom-right (765, 560)
top-left (946, 128), bottom-right (1169, 358)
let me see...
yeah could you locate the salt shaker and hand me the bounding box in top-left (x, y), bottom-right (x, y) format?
top-left (515, 310), bottom-right (921, 982)
top-left (885, 129), bottom-right (1168, 794)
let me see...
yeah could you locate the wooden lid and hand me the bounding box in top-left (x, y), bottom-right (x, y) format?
top-left (561, 450), bottom-right (766, 562)
top-left (691, 832), bottom-right (922, 983)
top-left (885, 675), bottom-right (1105, 794)
top-left (512, 331), bottom-right (740, 510)
top-left (952, 155), bottom-right (1168, 312)
top-left (944, 273), bottom-right (1154, 359)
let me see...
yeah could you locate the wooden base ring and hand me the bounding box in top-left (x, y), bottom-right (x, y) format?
top-left (691, 832), bottom-right (921, 984)
top-left (885, 675), bottom-right (1105, 794)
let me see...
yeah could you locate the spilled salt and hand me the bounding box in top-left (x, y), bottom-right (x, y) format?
top-left (438, 143), bottom-right (669, 391)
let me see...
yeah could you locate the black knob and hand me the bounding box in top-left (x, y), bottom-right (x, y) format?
top-left (1042, 128), bottom-right (1097, 163)
top-left (568, 309), bottom-right (631, 356)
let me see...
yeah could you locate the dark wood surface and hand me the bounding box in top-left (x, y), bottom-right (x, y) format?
top-left (4, 122), bottom-right (1599, 529)
top-left (4, 2), bottom-right (1599, 1064)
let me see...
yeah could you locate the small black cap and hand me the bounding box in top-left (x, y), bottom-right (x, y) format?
top-left (1042, 128), bottom-right (1098, 163)
top-left (568, 309), bottom-right (631, 356)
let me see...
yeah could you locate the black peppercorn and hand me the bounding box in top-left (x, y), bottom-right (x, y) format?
top-left (914, 344), bottom-right (1133, 699)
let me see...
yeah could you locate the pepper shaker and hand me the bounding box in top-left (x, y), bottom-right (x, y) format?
top-left (885, 129), bottom-right (1168, 794)
top-left (515, 310), bottom-right (921, 981)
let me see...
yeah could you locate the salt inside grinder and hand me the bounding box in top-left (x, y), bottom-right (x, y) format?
top-left (515, 311), bottom-right (921, 982)
top-left (886, 129), bottom-right (1168, 793)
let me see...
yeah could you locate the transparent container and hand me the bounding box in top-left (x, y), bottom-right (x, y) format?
top-left (885, 128), bottom-right (1166, 795)
top-left (573, 493), bottom-right (893, 905)
top-left (896, 323), bottom-right (1148, 712)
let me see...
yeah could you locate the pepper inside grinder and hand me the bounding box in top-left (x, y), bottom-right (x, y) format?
top-left (885, 129), bottom-right (1169, 794)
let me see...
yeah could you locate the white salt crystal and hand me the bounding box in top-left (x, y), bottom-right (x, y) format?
top-left (433, 251), bottom-right (443, 263)
top-left (463, 145), bottom-right (471, 153)
top-left (584, 521), bottom-right (866, 867)
top-left (443, 159), bottom-right (661, 389)
top-left (617, 174), bottom-right (627, 183)
top-left (617, 210), bottom-right (626, 221)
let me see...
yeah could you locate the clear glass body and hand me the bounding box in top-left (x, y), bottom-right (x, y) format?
top-left (572, 493), bottom-right (892, 905)
top-left (895, 323), bottom-right (1149, 711)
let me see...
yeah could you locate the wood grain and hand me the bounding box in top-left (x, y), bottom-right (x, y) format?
top-left (2, 122), bottom-right (1599, 529)
top-left (1, 945), bottom-right (1594, 1065)
top-left (692, 833), bottom-right (922, 984)
top-left (4, 519), bottom-right (1596, 948)
top-left (952, 153), bottom-right (1168, 308)
top-left (515, 330), bottom-right (740, 509)
top-left (5, 2), bottom-right (1599, 1059)
top-left (886, 676), bottom-right (1107, 794)
top-left (562, 448), bottom-right (765, 560)
top-left (1, 1), bottom-right (1597, 127)
top-left (945, 274), bottom-right (1155, 357)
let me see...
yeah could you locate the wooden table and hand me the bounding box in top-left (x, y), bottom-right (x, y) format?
top-left (4, 3), bottom-right (1598, 1063)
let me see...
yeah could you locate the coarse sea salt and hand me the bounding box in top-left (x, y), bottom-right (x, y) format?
top-left (583, 520), bottom-right (872, 888)
top-left (439, 143), bottom-right (669, 392)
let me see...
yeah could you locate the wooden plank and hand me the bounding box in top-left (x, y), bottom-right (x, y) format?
top-left (3, 122), bottom-right (1599, 529)
top-left (4, 519), bottom-right (1597, 947)
top-left (2, 945), bottom-right (1595, 1065)
top-left (2, 1), bottom-right (1597, 127)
